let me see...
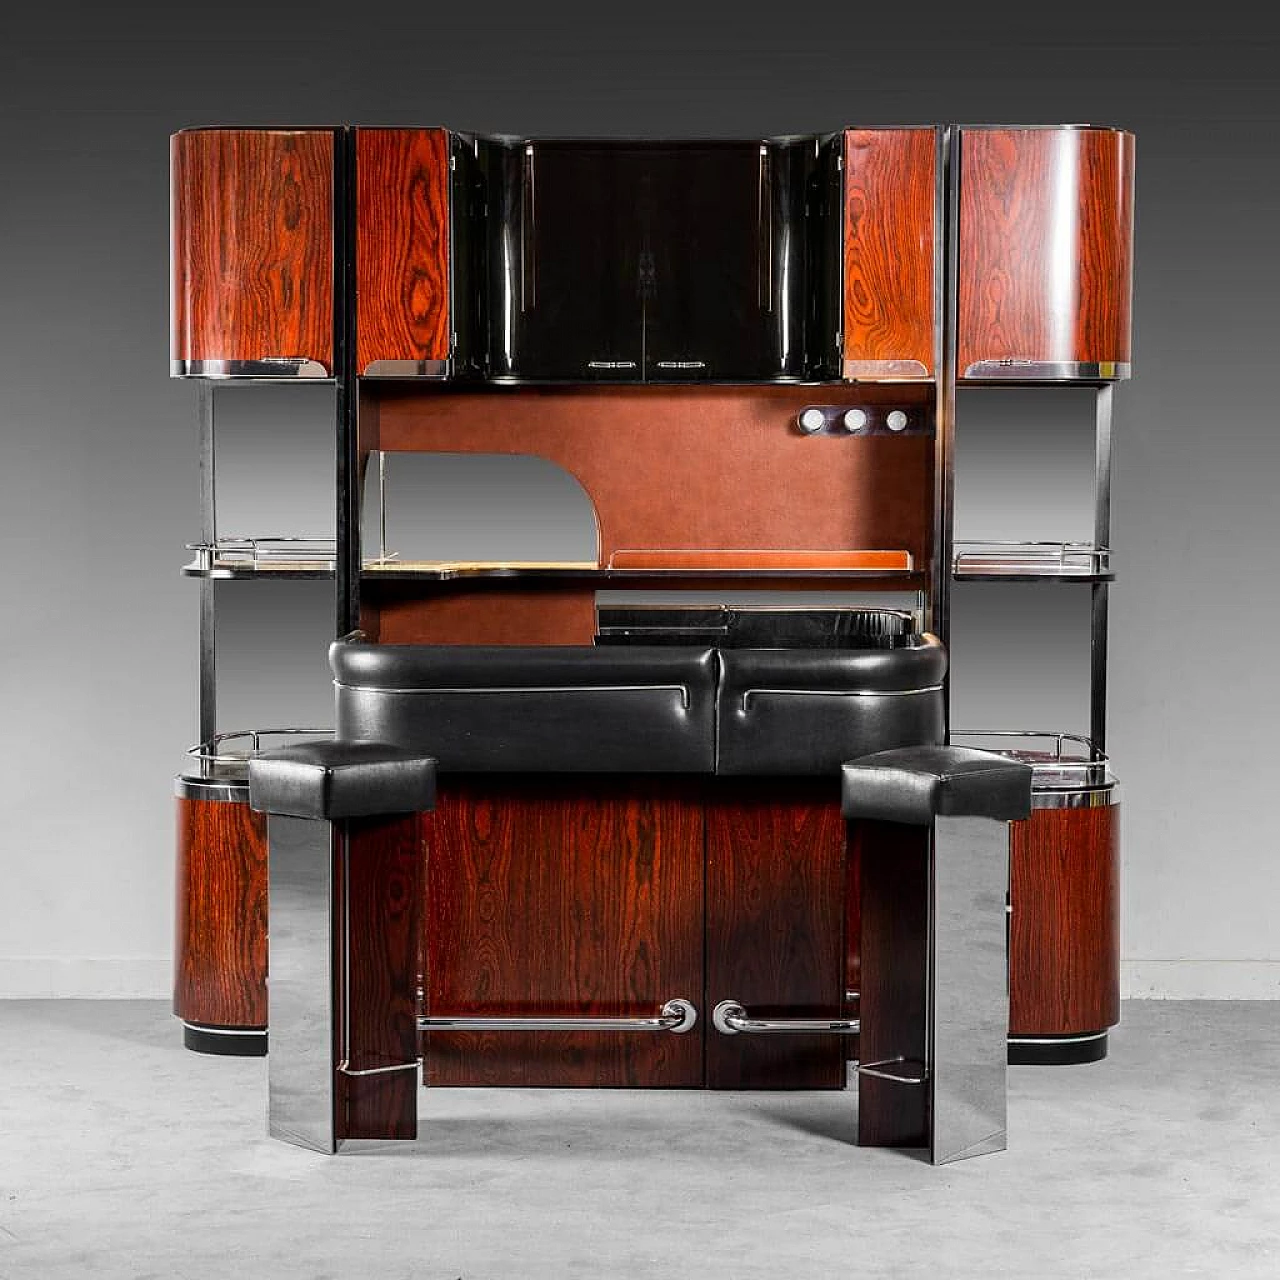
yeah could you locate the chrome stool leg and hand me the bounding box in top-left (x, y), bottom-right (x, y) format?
top-left (929, 815), bottom-right (1009, 1165)
top-left (266, 814), bottom-right (338, 1154)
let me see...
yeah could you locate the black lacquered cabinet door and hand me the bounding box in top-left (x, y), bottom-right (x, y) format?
top-left (478, 137), bottom-right (837, 382)
top-left (644, 144), bottom-right (772, 381)
top-left (491, 143), bottom-right (643, 381)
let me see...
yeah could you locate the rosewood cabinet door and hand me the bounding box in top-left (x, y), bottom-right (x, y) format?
top-left (422, 777), bottom-right (705, 1087)
top-left (1009, 802), bottom-right (1121, 1038)
top-left (171, 128), bottom-right (334, 378)
top-left (958, 127), bottom-right (1135, 381)
top-left (356, 128), bottom-right (451, 377)
top-left (842, 128), bottom-right (936, 381)
top-left (705, 780), bottom-right (848, 1089)
top-left (173, 790), bottom-right (268, 1034)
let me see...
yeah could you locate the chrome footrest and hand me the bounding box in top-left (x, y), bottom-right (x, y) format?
top-left (712, 1000), bottom-right (859, 1036)
top-left (857, 1056), bottom-right (927, 1084)
top-left (417, 997), bottom-right (698, 1035)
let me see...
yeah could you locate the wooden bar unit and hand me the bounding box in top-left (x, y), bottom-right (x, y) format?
top-left (171, 120), bottom-right (1133, 1089)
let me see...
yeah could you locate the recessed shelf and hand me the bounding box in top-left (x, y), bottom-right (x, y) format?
top-left (952, 541), bottom-right (1113, 583)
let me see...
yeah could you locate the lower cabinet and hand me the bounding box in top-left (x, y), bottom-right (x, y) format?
top-left (1009, 800), bottom-right (1121, 1062)
top-left (173, 779), bottom-right (268, 1054)
top-left (173, 775), bottom-right (1120, 1073)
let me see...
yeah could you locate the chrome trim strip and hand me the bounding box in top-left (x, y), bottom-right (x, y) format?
top-left (361, 358), bottom-right (449, 378)
top-left (1008, 1032), bottom-right (1108, 1046)
top-left (740, 683), bottom-right (943, 712)
top-left (842, 358), bottom-right (930, 380)
top-left (174, 775), bottom-right (247, 803)
top-left (419, 997), bottom-right (698, 1035)
top-left (337, 1059), bottom-right (420, 1078)
top-left (1033, 786), bottom-right (1120, 810)
top-left (172, 358), bottom-right (331, 380)
top-left (181, 1021), bottom-right (266, 1037)
top-left (343, 683), bottom-right (693, 710)
top-left (858, 1057), bottom-right (928, 1084)
top-left (962, 359), bottom-right (1131, 382)
top-left (712, 1000), bottom-right (859, 1036)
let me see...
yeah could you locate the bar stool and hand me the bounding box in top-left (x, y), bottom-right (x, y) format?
top-left (248, 740), bottom-right (436, 1154)
top-left (842, 745), bottom-right (1032, 1164)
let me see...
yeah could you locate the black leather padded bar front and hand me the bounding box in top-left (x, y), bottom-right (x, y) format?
top-left (332, 643), bottom-right (717, 773)
top-left (841, 746), bottom-right (1033, 825)
top-left (716, 639), bottom-right (947, 775)
top-left (248, 740), bottom-right (437, 820)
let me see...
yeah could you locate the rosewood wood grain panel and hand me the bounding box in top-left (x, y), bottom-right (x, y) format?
top-left (338, 814), bottom-right (424, 1140)
top-left (173, 796), bottom-right (267, 1028)
top-left (422, 777), bottom-right (704, 1087)
top-left (855, 819), bottom-right (929, 1148)
top-left (356, 128), bottom-right (450, 373)
top-left (958, 128), bottom-right (1134, 377)
top-left (1009, 803), bottom-right (1120, 1035)
top-left (171, 129), bottom-right (334, 371)
top-left (843, 129), bottom-right (935, 378)
top-left (705, 781), bottom-right (847, 1089)
top-left (374, 384), bottom-right (934, 569)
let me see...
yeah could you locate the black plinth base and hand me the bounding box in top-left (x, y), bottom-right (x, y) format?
top-left (1008, 1032), bottom-right (1108, 1066)
top-left (182, 1022), bottom-right (268, 1057)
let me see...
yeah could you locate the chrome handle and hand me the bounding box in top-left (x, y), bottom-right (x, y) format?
top-left (588, 360), bottom-right (638, 370)
top-left (712, 1000), bottom-right (859, 1036)
top-left (655, 360), bottom-right (706, 370)
top-left (419, 997), bottom-right (697, 1035)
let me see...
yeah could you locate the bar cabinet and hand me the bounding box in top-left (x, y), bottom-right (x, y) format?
top-left (171, 123), bottom-right (1133, 1075)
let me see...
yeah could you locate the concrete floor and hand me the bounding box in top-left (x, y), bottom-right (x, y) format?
top-left (0, 1002), bottom-right (1276, 1279)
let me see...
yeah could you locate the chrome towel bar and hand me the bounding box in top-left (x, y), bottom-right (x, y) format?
top-left (712, 1000), bottom-right (859, 1036)
top-left (418, 997), bottom-right (698, 1035)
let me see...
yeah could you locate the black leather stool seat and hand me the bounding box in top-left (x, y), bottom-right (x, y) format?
top-left (842, 745), bottom-right (1032, 826)
top-left (248, 740), bottom-right (436, 820)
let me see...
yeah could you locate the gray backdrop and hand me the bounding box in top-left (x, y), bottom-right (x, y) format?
top-left (2, 3), bottom-right (1276, 998)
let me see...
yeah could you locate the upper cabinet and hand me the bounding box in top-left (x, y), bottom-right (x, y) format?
top-left (958, 127), bottom-right (1135, 382)
top-left (842, 128), bottom-right (936, 381)
top-left (169, 125), bottom-right (1134, 387)
top-left (356, 128), bottom-right (451, 377)
top-left (476, 138), bottom-right (841, 383)
top-left (171, 129), bottom-right (334, 379)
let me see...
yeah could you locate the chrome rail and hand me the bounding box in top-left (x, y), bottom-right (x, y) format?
top-left (712, 1000), bottom-right (859, 1036)
top-left (186, 727), bottom-right (334, 767)
top-left (186, 536), bottom-right (339, 570)
top-left (418, 998), bottom-right (698, 1035)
